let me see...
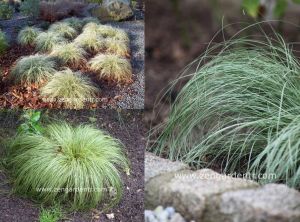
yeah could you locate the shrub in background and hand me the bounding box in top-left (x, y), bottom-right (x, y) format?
top-left (0, 30), bottom-right (8, 55)
top-left (20, 0), bottom-right (40, 18)
top-left (7, 122), bottom-right (129, 209)
top-left (50, 43), bottom-right (86, 66)
top-left (17, 26), bottom-right (42, 47)
top-left (39, 0), bottom-right (85, 22)
top-left (35, 32), bottom-right (67, 52)
top-left (88, 54), bottom-right (132, 83)
top-left (40, 68), bottom-right (98, 109)
top-left (153, 37), bottom-right (300, 189)
top-left (11, 54), bottom-right (56, 84)
top-left (48, 22), bottom-right (77, 39)
top-left (0, 2), bottom-right (14, 20)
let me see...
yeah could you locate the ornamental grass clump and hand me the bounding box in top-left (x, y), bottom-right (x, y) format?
top-left (7, 123), bottom-right (129, 210)
top-left (49, 22), bottom-right (77, 39)
top-left (113, 29), bottom-right (130, 44)
top-left (74, 32), bottom-right (104, 53)
top-left (11, 55), bottom-right (56, 84)
top-left (40, 68), bottom-right (98, 109)
top-left (82, 17), bottom-right (100, 26)
top-left (35, 32), bottom-right (67, 52)
top-left (50, 43), bottom-right (86, 66)
top-left (17, 26), bottom-right (42, 47)
top-left (97, 25), bottom-right (118, 38)
top-left (88, 54), bottom-right (132, 83)
top-left (105, 38), bottom-right (129, 57)
top-left (153, 36), bottom-right (300, 189)
top-left (62, 17), bottom-right (83, 31)
top-left (0, 30), bottom-right (8, 54)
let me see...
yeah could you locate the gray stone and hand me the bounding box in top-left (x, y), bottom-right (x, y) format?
top-left (91, 0), bottom-right (133, 21)
top-left (170, 213), bottom-right (186, 222)
top-left (145, 168), bottom-right (258, 220)
top-left (145, 152), bottom-right (189, 183)
top-left (207, 184), bottom-right (300, 222)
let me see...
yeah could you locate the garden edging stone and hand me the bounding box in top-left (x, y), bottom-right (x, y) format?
top-left (145, 152), bottom-right (300, 222)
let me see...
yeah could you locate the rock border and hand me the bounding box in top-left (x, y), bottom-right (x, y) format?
top-left (145, 152), bottom-right (300, 222)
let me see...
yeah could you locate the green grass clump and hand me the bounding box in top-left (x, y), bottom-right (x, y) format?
top-left (17, 26), bottom-right (42, 47)
top-left (62, 17), bottom-right (83, 31)
top-left (88, 54), bottom-right (132, 83)
top-left (113, 29), bottom-right (130, 44)
top-left (153, 36), bottom-right (300, 188)
top-left (8, 122), bottom-right (129, 210)
top-left (40, 68), bottom-right (98, 109)
top-left (50, 43), bottom-right (86, 66)
top-left (39, 206), bottom-right (63, 222)
top-left (35, 32), bottom-right (67, 52)
top-left (0, 30), bottom-right (8, 54)
top-left (82, 17), bottom-right (100, 26)
top-left (105, 38), bottom-right (129, 57)
top-left (48, 22), bottom-right (77, 39)
top-left (97, 25), bottom-right (118, 38)
top-left (11, 55), bottom-right (56, 84)
top-left (74, 32), bottom-right (104, 53)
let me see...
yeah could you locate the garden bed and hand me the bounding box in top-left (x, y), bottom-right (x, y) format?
top-left (0, 109), bottom-right (145, 222)
top-left (0, 19), bottom-right (144, 109)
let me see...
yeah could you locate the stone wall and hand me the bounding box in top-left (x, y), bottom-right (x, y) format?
top-left (145, 152), bottom-right (300, 222)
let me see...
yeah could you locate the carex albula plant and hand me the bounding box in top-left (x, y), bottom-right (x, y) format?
top-left (152, 32), bottom-right (300, 189)
top-left (35, 32), bottom-right (67, 52)
top-left (50, 43), bottom-right (87, 66)
top-left (40, 68), bottom-right (98, 109)
top-left (88, 54), bottom-right (132, 83)
top-left (7, 122), bottom-right (129, 210)
top-left (17, 26), bottom-right (42, 47)
top-left (11, 54), bottom-right (57, 84)
top-left (48, 22), bottom-right (77, 39)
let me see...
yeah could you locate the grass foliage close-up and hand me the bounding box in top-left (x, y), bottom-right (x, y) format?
top-left (41, 68), bottom-right (98, 109)
top-left (74, 32), bottom-right (104, 53)
top-left (153, 35), bottom-right (300, 189)
top-left (0, 29), bottom-right (8, 55)
top-left (88, 54), bottom-right (132, 83)
top-left (105, 38), bottom-right (130, 57)
top-left (7, 122), bottom-right (129, 210)
top-left (48, 22), bottom-right (77, 39)
top-left (50, 43), bottom-right (87, 66)
top-left (11, 55), bottom-right (57, 84)
top-left (35, 32), bottom-right (67, 52)
top-left (17, 26), bottom-right (42, 47)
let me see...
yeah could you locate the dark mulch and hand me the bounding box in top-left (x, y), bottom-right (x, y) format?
top-left (0, 109), bottom-right (145, 222)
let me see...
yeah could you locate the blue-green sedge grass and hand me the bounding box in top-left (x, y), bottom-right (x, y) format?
top-left (151, 23), bottom-right (300, 188)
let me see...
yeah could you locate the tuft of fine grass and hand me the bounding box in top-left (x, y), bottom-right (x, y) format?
top-left (0, 30), bottom-right (8, 54)
top-left (105, 38), bottom-right (130, 57)
top-left (82, 17), bottom-right (100, 26)
top-left (88, 54), bottom-right (132, 83)
top-left (40, 68), bottom-right (98, 109)
top-left (7, 122), bottom-right (129, 210)
top-left (17, 26), bottom-right (42, 47)
top-left (153, 36), bottom-right (300, 188)
top-left (50, 43), bottom-right (86, 66)
top-left (97, 25), bottom-right (118, 38)
top-left (35, 32), bottom-right (67, 52)
top-left (48, 22), bottom-right (77, 39)
top-left (74, 32), bottom-right (104, 53)
top-left (11, 54), bottom-right (56, 84)
top-left (113, 29), bottom-right (130, 44)
top-left (62, 17), bottom-right (83, 31)
top-left (39, 205), bottom-right (63, 222)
